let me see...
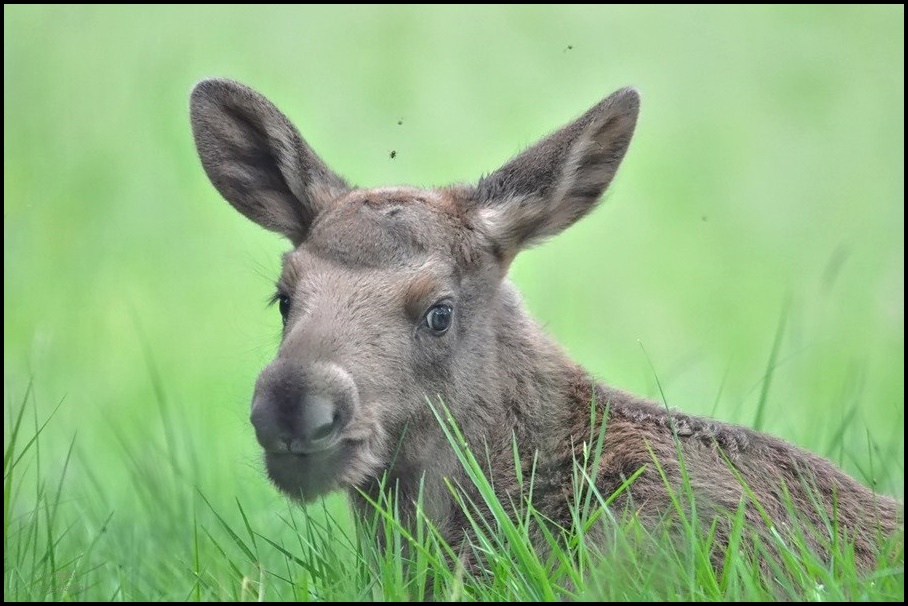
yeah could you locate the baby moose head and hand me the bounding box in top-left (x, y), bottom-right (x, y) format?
top-left (189, 78), bottom-right (638, 505)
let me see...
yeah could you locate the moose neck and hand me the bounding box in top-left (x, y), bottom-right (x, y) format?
top-left (349, 279), bottom-right (587, 541)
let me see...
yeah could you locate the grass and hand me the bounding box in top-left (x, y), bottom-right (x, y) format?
top-left (5, 385), bottom-right (903, 600)
top-left (4, 4), bottom-right (904, 602)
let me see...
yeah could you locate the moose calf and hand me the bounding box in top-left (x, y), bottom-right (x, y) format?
top-left (190, 79), bottom-right (901, 575)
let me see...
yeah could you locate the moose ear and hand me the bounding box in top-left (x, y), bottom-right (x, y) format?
top-left (473, 88), bottom-right (639, 261)
top-left (190, 78), bottom-right (349, 245)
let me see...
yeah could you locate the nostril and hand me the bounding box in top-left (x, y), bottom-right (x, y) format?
top-left (301, 395), bottom-right (338, 447)
top-left (310, 418), bottom-right (336, 443)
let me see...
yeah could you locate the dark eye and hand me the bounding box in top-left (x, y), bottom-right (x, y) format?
top-left (425, 304), bottom-right (453, 335)
top-left (278, 294), bottom-right (291, 324)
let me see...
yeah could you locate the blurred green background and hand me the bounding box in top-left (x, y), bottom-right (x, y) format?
top-left (3, 4), bottom-right (903, 594)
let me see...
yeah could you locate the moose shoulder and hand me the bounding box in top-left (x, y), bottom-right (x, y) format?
top-left (189, 78), bottom-right (902, 572)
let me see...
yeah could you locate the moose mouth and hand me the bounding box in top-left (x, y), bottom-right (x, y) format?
top-left (263, 442), bottom-right (361, 502)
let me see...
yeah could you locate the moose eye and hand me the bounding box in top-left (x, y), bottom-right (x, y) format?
top-left (278, 294), bottom-right (291, 323)
top-left (425, 304), bottom-right (453, 335)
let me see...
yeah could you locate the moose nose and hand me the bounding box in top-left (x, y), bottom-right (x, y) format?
top-left (250, 391), bottom-right (343, 455)
top-left (249, 359), bottom-right (356, 455)
top-left (249, 389), bottom-right (349, 454)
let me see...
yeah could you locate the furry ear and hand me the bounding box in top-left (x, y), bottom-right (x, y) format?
top-left (473, 88), bottom-right (639, 260)
top-left (190, 78), bottom-right (349, 245)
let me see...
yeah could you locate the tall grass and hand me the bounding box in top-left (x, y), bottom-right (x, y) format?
top-left (5, 379), bottom-right (903, 601)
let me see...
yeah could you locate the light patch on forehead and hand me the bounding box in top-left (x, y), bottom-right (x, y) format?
top-left (302, 187), bottom-right (465, 269)
top-left (367, 186), bottom-right (435, 198)
top-left (340, 186), bottom-right (447, 208)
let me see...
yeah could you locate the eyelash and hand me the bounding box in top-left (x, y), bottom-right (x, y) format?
top-left (270, 290), bottom-right (292, 325)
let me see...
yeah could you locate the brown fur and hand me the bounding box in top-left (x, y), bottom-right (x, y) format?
top-left (189, 78), bottom-right (902, 574)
